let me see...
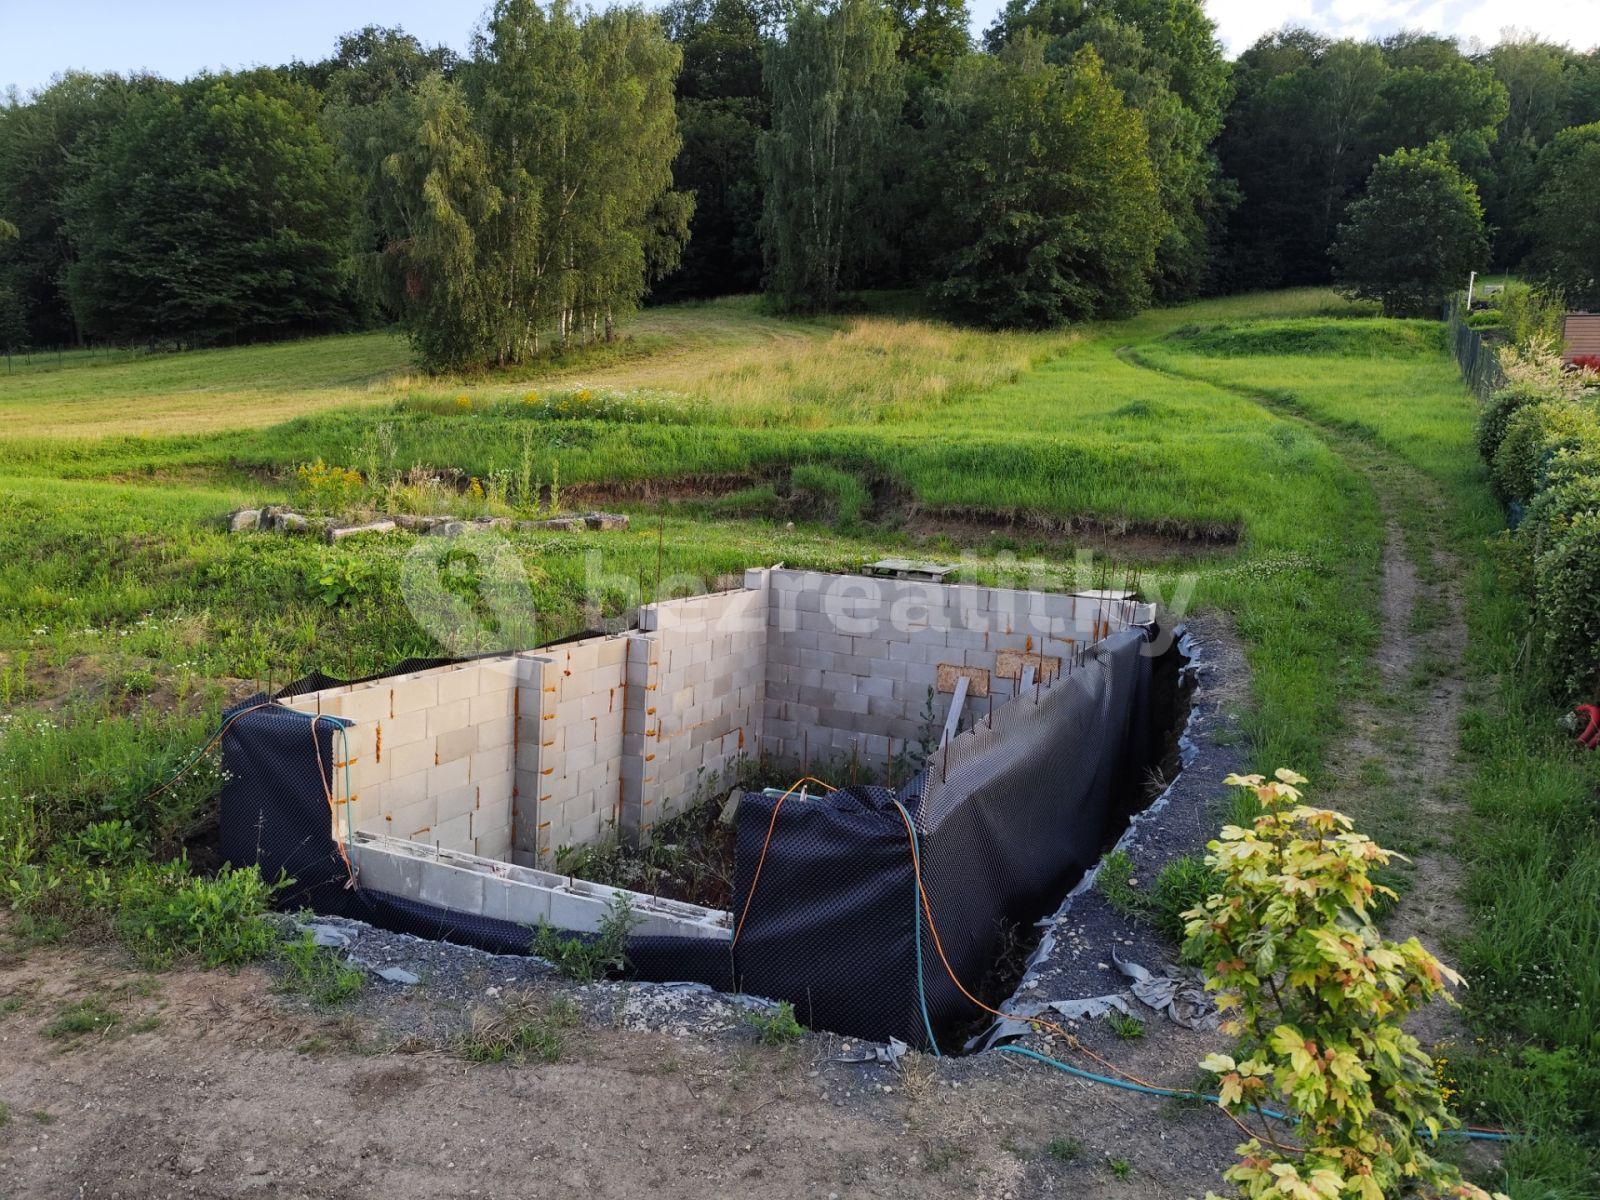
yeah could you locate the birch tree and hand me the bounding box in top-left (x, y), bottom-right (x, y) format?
top-left (759, 0), bottom-right (905, 311)
top-left (340, 0), bottom-right (689, 370)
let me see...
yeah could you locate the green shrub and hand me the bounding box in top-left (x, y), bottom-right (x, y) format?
top-left (1521, 462), bottom-right (1600, 547)
top-left (1491, 282), bottom-right (1566, 349)
top-left (744, 1000), bottom-right (805, 1045)
top-left (530, 892), bottom-right (642, 983)
top-left (1475, 384), bottom-right (1547, 467)
top-left (1492, 399), bottom-right (1600, 505)
top-left (1188, 772), bottom-right (1497, 1200)
top-left (1533, 511), bottom-right (1600, 699)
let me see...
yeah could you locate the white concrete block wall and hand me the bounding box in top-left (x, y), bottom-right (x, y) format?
top-left (278, 657), bottom-right (522, 860)
top-left (625, 577), bottom-right (768, 840)
top-left (272, 568), bottom-right (1146, 864)
top-left (761, 569), bottom-right (1145, 768)
top-left (519, 634), bottom-right (632, 865)
top-left (350, 834), bottom-right (731, 938)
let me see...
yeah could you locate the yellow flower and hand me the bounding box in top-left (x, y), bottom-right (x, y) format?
top-left (456, 394), bottom-right (472, 409)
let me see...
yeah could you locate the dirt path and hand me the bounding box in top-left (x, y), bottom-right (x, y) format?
top-left (1120, 346), bottom-right (1477, 1033)
top-left (1307, 446), bottom-right (1475, 1049)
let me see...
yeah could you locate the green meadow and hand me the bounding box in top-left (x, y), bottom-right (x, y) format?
top-left (0, 291), bottom-right (1594, 1194)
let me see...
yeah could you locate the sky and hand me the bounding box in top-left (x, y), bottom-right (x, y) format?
top-left (2, 0), bottom-right (1597, 96)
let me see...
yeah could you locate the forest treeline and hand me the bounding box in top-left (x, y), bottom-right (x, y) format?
top-left (1, 0), bottom-right (1597, 367)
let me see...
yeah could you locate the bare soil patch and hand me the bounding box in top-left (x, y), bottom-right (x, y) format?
top-left (0, 928), bottom-right (1242, 1199)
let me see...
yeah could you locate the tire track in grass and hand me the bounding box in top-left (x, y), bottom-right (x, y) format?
top-left (1118, 344), bottom-right (1476, 1046)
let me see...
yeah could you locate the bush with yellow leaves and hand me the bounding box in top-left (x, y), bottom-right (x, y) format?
top-left (1186, 770), bottom-right (1504, 1200)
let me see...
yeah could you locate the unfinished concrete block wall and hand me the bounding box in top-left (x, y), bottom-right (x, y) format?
top-left (626, 577), bottom-right (769, 840)
top-left (512, 635), bottom-right (632, 866)
top-left (761, 569), bottom-right (1131, 767)
top-left (271, 567), bottom-right (1148, 865)
top-left (278, 657), bottom-right (521, 860)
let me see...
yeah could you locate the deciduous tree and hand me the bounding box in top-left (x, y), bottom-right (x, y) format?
top-left (1527, 122), bottom-right (1600, 308)
top-left (0, 73), bottom-right (143, 346)
top-left (1331, 144), bottom-right (1488, 317)
top-left (924, 40), bottom-right (1164, 327)
top-left (63, 72), bottom-right (353, 345)
top-left (344, 0), bottom-right (689, 368)
top-left (984, 0), bottom-right (1232, 300)
top-left (759, 0), bottom-right (905, 311)
top-left (656, 0), bottom-right (772, 299)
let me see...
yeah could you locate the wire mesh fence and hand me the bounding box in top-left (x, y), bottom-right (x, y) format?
top-left (1445, 295), bottom-right (1506, 402)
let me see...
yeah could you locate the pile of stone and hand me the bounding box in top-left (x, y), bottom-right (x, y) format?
top-left (227, 505), bottom-right (628, 543)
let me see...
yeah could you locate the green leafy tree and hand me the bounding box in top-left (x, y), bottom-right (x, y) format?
top-left (656, 0), bottom-right (773, 299)
top-left (924, 39), bottom-right (1164, 327)
top-left (1188, 772), bottom-right (1505, 1200)
top-left (0, 72), bottom-right (144, 346)
top-left (759, 0), bottom-right (906, 311)
top-left (0, 215), bottom-right (21, 351)
top-left (345, 0), bottom-right (689, 368)
top-left (891, 0), bottom-right (971, 91)
top-left (62, 72), bottom-right (354, 346)
top-left (311, 25), bottom-right (459, 105)
top-left (1364, 57), bottom-right (1506, 165)
top-left (1484, 36), bottom-right (1580, 265)
top-left (1331, 144), bottom-right (1488, 317)
top-left (1217, 38), bottom-right (1389, 288)
top-left (356, 76), bottom-right (502, 370)
top-left (984, 0), bottom-right (1233, 300)
top-left (1527, 122), bottom-right (1600, 309)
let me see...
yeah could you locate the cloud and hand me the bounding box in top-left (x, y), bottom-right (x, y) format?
top-left (1203, 0), bottom-right (1319, 53)
top-left (1202, 0), bottom-right (1600, 54)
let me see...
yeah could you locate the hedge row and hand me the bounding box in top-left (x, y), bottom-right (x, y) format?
top-left (1476, 367), bottom-right (1600, 699)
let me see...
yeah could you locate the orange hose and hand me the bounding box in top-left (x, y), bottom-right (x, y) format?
top-left (731, 775), bottom-right (836, 946)
top-left (732, 777), bottom-right (1168, 1093)
top-left (883, 801), bottom-right (1170, 1091)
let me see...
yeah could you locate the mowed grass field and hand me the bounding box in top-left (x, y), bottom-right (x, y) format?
top-left (1, 289), bottom-right (1595, 1194)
